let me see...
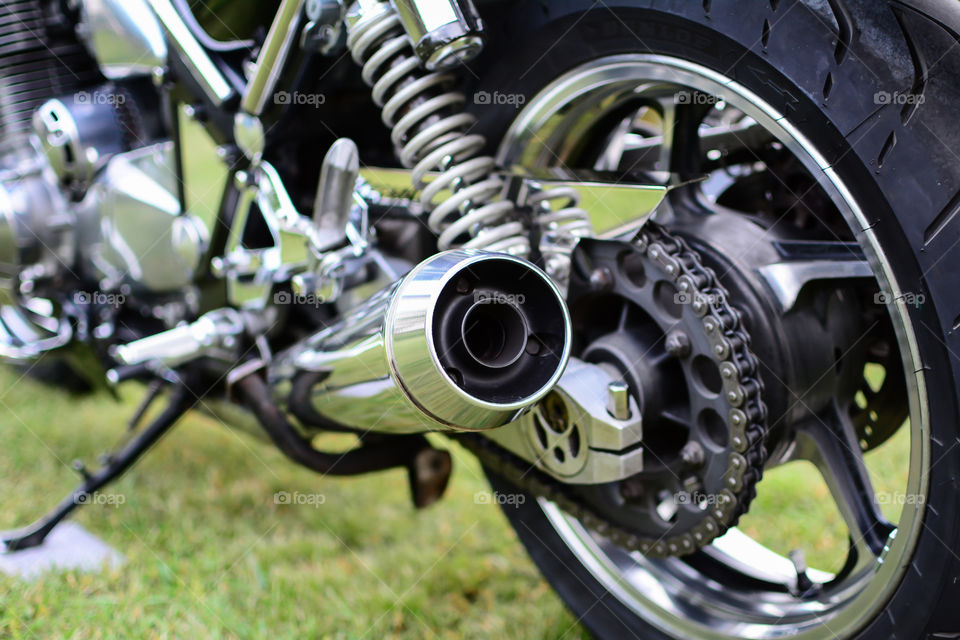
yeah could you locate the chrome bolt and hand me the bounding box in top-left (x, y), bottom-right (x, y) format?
top-left (589, 267), bottom-right (614, 291)
top-left (607, 381), bottom-right (631, 420)
top-left (665, 331), bottom-right (691, 358)
top-left (680, 442), bottom-right (705, 467)
top-left (306, 0), bottom-right (324, 20)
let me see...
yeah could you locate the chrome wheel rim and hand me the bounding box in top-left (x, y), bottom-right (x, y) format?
top-left (497, 54), bottom-right (929, 639)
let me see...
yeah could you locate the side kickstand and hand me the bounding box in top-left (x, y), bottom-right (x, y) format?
top-left (2, 381), bottom-right (196, 552)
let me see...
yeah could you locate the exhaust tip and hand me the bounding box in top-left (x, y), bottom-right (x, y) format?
top-left (294, 249), bottom-right (571, 433)
top-left (424, 254), bottom-right (570, 412)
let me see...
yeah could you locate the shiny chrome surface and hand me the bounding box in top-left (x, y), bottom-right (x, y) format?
top-left (363, 166), bottom-right (668, 219)
top-left (0, 145), bottom-right (74, 361)
top-left (499, 54), bottom-right (928, 639)
top-left (0, 143), bottom-right (73, 307)
top-left (388, 0), bottom-right (484, 69)
top-left (145, 0), bottom-right (233, 105)
top-left (216, 162), bottom-right (314, 308)
top-left (78, 0), bottom-right (167, 79)
top-left (606, 380), bottom-right (630, 421)
top-left (76, 142), bottom-right (208, 292)
top-left (296, 140), bottom-right (370, 306)
top-left (233, 112), bottom-right (266, 164)
top-left (240, 0), bottom-right (306, 117)
top-left (346, 1), bottom-right (532, 256)
top-left (0, 301), bottom-right (72, 362)
top-left (215, 153), bottom-right (370, 310)
top-left (347, 0), bottom-right (596, 276)
top-left (273, 250), bottom-right (571, 433)
top-left (32, 91), bottom-right (132, 198)
top-left (302, 0), bottom-right (346, 54)
top-left (112, 308), bottom-right (244, 368)
top-left (31, 99), bottom-right (85, 190)
top-left (483, 358), bottom-right (643, 484)
top-left (312, 138), bottom-right (360, 252)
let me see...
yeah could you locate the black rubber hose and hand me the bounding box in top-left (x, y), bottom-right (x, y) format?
top-left (236, 373), bottom-right (427, 476)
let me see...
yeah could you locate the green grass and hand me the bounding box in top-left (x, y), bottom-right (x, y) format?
top-left (0, 362), bottom-right (912, 638)
top-left (739, 425), bottom-right (910, 572)
top-left (0, 366), bottom-right (588, 639)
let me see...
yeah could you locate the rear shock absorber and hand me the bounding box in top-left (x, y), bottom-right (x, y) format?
top-left (344, 0), bottom-right (593, 265)
top-left (527, 186), bottom-right (593, 284)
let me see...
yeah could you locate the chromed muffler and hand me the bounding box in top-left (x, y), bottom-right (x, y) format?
top-left (273, 250), bottom-right (571, 432)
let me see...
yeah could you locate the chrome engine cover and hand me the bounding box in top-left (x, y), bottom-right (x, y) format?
top-left (0, 143), bottom-right (75, 361)
top-left (0, 120), bottom-right (205, 362)
top-left (0, 143), bottom-right (74, 307)
top-left (76, 142), bottom-right (208, 293)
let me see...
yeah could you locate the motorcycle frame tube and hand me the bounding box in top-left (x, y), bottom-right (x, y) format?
top-left (240, 0), bottom-right (306, 116)
top-left (146, 0), bottom-right (234, 105)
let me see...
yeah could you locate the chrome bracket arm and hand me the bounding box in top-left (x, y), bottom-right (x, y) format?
top-left (482, 358), bottom-right (644, 485)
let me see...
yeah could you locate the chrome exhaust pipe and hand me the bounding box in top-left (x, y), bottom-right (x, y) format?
top-left (273, 250), bottom-right (571, 432)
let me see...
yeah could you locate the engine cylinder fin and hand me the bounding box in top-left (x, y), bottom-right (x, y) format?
top-left (0, 0), bottom-right (100, 144)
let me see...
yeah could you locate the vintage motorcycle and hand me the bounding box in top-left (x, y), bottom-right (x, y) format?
top-left (1, 0), bottom-right (959, 637)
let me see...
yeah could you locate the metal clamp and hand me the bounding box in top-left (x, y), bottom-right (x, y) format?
top-left (482, 358), bottom-right (644, 484)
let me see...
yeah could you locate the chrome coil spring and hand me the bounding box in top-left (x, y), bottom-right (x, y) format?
top-left (346, 6), bottom-right (527, 255)
top-left (346, 2), bottom-right (596, 269)
top-left (527, 186), bottom-right (594, 281)
top-left (528, 186), bottom-right (594, 236)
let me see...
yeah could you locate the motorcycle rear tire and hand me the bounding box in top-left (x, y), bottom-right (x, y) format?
top-left (473, 1), bottom-right (960, 637)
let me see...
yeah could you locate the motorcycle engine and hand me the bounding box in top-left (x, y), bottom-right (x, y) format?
top-left (0, 0), bottom-right (94, 307)
top-left (0, 0), bottom-right (203, 358)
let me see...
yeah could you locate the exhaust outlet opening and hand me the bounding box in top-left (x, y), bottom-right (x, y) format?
top-left (461, 301), bottom-right (528, 369)
top-left (432, 257), bottom-right (568, 406)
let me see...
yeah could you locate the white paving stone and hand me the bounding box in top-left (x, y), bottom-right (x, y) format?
top-left (0, 522), bottom-right (124, 580)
